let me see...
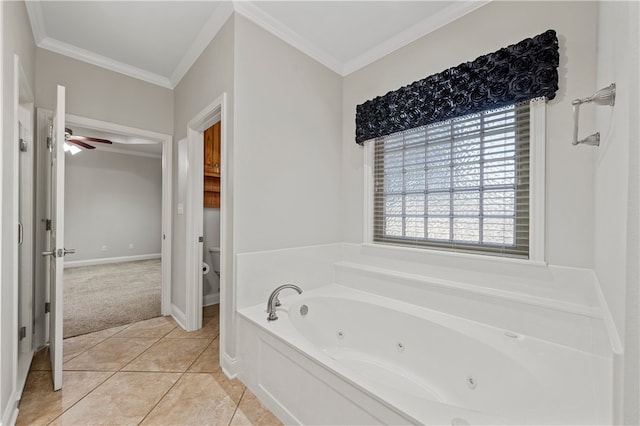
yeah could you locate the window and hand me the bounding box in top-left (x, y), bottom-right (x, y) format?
top-left (373, 102), bottom-right (531, 258)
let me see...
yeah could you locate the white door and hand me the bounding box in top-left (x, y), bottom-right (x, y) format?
top-left (44, 85), bottom-right (68, 390)
top-left (18, 105), bottom-right (34, 355)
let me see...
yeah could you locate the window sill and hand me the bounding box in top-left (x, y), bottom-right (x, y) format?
top-left (361, 242), bottom-right (547, 268)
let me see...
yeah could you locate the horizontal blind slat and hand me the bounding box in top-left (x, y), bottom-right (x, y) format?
top-left (373, 102), bottom-right (530, 258)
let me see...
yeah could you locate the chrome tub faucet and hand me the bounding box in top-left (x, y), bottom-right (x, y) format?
top-left (267, 284), bottom-right (302, 321)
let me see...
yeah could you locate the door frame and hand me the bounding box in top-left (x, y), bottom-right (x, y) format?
top-left (184, 93), bottom-right (228, 332)
top-left (34, 111), bottom-right (173, 346)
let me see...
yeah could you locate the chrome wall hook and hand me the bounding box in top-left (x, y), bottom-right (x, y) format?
top-left (572, 83), bottom-right (616, 146)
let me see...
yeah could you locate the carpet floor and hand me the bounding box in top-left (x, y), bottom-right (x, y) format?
top-left (63, 259), bottom-right (161, 338)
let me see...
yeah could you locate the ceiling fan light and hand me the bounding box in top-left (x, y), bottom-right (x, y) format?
top-left (64, 142), bottom-right (81, 155)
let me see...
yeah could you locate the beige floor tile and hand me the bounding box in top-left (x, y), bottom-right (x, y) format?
top-left (122, 338), bottom-right (209, 372)
top-left (113, 316), bottom-right (177, 339)
top-left (63, 335), bottom-right (105, 363)
top-left (188, 338), bottom-right (219, 373)
top-left (30, 347), bottom-right (51, 371)
top-left (16, 370), bottom-right (112, 426)
top-left (164, 316), bottom-right (219, 340)
top-left (50, 372), bottom-right (180, 426)
top-left (63, 337), bottom-right (158, 371)
top-left (211, 367), bottom-right (246, 405)
top-left (140, 373), bottom-right (237, 426)
top-left (72, 323), bottom-right (130, 340)
top-left (230, 389), bottom-right (283, 426)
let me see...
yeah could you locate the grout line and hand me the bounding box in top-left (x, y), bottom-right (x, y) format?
top-left (21, 310), bottom-right (218, 426)
top-left (60, 332), bottom-right (114, 365)
top-left (137, 371), bottom-right (186, 425)
top-left (228, 388), bottom-right (247, 426)
top-left (116, 338), bottom-right (163, 373)
top-left (45, 370), bottom-right (117, 425)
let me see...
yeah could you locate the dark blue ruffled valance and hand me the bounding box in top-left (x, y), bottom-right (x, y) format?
top-left (355, 30), bottom-right (559, 145)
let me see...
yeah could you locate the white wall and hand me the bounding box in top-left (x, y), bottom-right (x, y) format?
top-left (342, 1), bottom-right (598, 269)
top-left (0, 1), bottom-right (35, 424)
top-left (64, 150), bottom-right (162, 263)
top-left (594, 1), bottom-right (640, 423)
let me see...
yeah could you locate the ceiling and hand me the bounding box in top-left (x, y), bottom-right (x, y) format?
top-left (25, 1), bottom-right (489, 89)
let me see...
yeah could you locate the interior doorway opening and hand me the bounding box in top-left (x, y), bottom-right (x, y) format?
top-left (62, 127), bottom-right (165, 337)
top-left (33, 111), bottom-right (173, 347)
top-left (183, 94), bottom-right (228, 339)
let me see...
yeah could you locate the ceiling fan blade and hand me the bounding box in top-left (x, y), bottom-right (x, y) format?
top-left (68, 135), bottom-right (113, 144)
top-left (69, 140), bottom-right (96, 150)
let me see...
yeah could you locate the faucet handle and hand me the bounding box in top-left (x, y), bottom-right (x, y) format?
top-left (274, 295), bottom-right (281, 307)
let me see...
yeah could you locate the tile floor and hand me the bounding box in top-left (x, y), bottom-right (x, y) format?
top-left (16, 305), bottom-right (282, 426)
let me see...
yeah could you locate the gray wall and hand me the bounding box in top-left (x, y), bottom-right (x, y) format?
top-left (227, 15), bottom-right (343, 359)
top-left (35, 49), bottom-right (173, 135)
top-left (64, 150), bottom-right (162, 263)
top-left (233, 14), bottom-right (343, 253)
top-left (1, 1), bottom-right (35, 422)
top-left (342, 1), bottom-right (598, 269)
top-left (172, 16), bottom-right (235, 318)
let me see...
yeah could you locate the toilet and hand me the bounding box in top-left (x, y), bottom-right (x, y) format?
top-left (203, 246), bottom-right (221, 306)
top-left (208, 246), bottom-right (220, 277)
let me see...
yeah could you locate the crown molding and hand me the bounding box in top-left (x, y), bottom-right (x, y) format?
top-left (343, 0), bottom-right (491, 76)
top-left (170, 1), bottom-right (234, 88)
top-left (24, 0), bottom-right (46, 44)
top-left (232, 1), bottom-right (344, 75)
top-left (25, 0), bottom-right (492, 87)
top-left (38, 37), bottom-right (173, 89)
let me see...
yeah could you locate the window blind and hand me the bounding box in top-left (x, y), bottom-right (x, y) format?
top-left (373, 102), bottom-right (530, 258)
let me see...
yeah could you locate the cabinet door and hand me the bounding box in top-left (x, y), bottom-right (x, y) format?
top-left (212, 121), bottom-right (221, 175)
top-left (204, 121), bottom-right (221, 176)
top-left (204, 125), bottom-right (215, 176)
top-left (203, 121), bottom-right (221, 208)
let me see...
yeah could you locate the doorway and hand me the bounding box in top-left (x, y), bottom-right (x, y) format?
top-left (33, 111), bottom-right (173, 348)
top-left (61, 125), bottom-right (164, 337)
top-left (183, 94), bottom-right (228, 339)
top-left (203, 121), bottom-right (221, 308)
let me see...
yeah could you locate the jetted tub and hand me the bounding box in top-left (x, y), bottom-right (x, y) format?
top-left (238, 284), bottom-right (611, 425)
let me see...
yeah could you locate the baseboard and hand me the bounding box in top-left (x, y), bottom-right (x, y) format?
top-left (221, 352), bottom-right (239, 379)
top-left (171, 303), bottom-right (187, 330)
top-left (17, 350), bottom-right (34, 399)
top-left (1, 390), bottom-right (20, 426)
top-left (64, 253), bottom-right (161, 268)
top-left (203, 292), bottom-right (220, 306)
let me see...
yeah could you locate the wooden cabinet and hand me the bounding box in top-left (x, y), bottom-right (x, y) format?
top-left (204, 121), bottom-right (221, 208)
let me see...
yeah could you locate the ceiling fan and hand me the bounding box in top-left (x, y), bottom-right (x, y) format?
top-left (64, 127), bottom-right (113, 150)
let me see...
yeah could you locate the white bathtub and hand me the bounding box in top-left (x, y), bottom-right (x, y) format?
top-left (238, 284), bottom-right (611, 425)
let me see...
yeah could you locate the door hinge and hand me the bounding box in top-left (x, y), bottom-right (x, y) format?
top-left (19, 326), bottom-right (26, 340)
top-left (45, 219), bottom-right (52, 231)
top-left (45, 302), bottom-right (51, 314)
top-left (19, 138), bottom-right (28, 152)
top-left (46, 136), bottom-right (52, 151)
top-left (198, 236), bottom-right (204, 242)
